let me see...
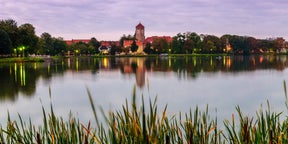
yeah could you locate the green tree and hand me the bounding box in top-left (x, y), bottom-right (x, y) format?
top-left (247, 37), bottom-right (258, 54)
top-left (52, 38), bottom-right (67, 56)
top-left (257, 39), bottom-right (273, 53)
top-left (201, 35), bottom-right (221, 53)
top-left (184, 39), bottom-right (194, 54)
top-left (110, 44), bottom-right (118, 55)
top-left (18, 23), bottom-right (38, 55)
top-left (189, 32), bottom-right (201, 48)
top-left (0, 29), bottom-right (12, 55)
top-left (228, 36), bottom-right (250, 55)
top-left (0, 19), bottom-right (19, 48)
top-left (205, 41), bottom-right (216, 53)
top-left (40, 32), bottom-right (53, 55)
top-left (151, 38), bottom-right (169, 54)
top-left (88, 37), bottom-right (101, 54)
top-left (144, 43), bottom-right (153, 54)
top-left (131, 40), bottom-right (138, 52)
top-left (171, 33), bottom-right (185, 54)
top-left (72, 42), bottom-right (89, 56)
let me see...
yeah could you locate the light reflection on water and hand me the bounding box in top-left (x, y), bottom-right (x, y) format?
top-left (0, 56), bottom-right (288, 127)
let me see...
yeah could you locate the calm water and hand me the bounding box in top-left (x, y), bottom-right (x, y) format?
top-left (0, 55), bottom-right (288, 125)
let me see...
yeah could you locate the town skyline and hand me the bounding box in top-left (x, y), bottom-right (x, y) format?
top-left (1, 0), bottom-right (288, 41)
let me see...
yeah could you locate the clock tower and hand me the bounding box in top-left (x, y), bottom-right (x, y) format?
top-left (135, 23), bottom-right (145, 42)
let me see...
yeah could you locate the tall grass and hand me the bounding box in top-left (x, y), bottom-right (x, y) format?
top-left (0, 84), bottom-right (287, 143)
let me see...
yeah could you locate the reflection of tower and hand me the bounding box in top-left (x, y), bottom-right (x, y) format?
top-left (135, 59), bottom-right (145, 88)
top-left (135, 23), bottom-right (145, 52)
top-left (119, 58), bottom-right (146, 88)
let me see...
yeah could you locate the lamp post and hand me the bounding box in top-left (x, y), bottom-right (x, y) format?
top-left (75, 49), bottom-right (79, 56)
top-left (18, 46), bottom-right (25, 57)
top-left (13, 48), bottom-right (17, 57)
top-left (22, 46), bottom-right (25, 57)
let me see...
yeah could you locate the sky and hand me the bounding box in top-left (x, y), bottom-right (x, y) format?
top-left (1, 0), bottom-right (288, 41)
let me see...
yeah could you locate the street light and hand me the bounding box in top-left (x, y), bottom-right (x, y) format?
top-left (18, 46), bottom-right (25, 57)
top-left (22, 46), bottom-right (25, 57)
top-left (13, 48), bottom-right (17, 56)
top-left (75, 49), bottom-right (79, 56)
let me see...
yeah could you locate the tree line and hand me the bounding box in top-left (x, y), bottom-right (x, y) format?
top-left (0, 19), bottom-right (103, 57)
top-left (144, 32), bottom-right (287, 55)
top-left (0, 19), bottom-right (287, 56)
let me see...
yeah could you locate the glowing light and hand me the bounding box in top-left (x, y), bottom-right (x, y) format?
top-left (20, 64), bottom-right (26, 86)
top-left (210, 57), bottom-right (213, 66)
top-left (17, 46), bottom-right (26, 57)
top-left (193, 57), bottom-right (197, 66)
top-left (76, 58), bottom-right (79, 71)
top-left (47, 63), bottom-right (50, 74)
top-left (226, 57), bottom-right (231, 69)
top-left (14, 63), bottom-right (17, 82)
top-left (102, 58), bottom-right (108, 68)
top-left (34, 63), bottom-right (37, 70)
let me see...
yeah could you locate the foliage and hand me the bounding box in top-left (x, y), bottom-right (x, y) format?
top-left (119, 34), bottom-right (135, 47)
top-left (18, 23), bottom-right (39, 55)
top-left (170, 32), bottom-right (288, 55)
top-left (0, 19), bottom-right (19, 49)
top-left (110, 44), bottom-right (121, 55)
top-left (144, 43), bottom-right (153, 54)
top-left (88, 37), bottom-right (101, 54)
top-left (0, 84), bottom-right (287, 143)
top-left (40, 32), bottom-right (53, 55)
top-left (40, 33), bottom-right (68, 56)
top-left (0, 18), bottom-right (287, 56)
top-left (131, 40), bottom-right (138, 52)
top-left (0, 29), bottom-right (12, 55)
top-left (200, 35), bottom-right (221, 53)
top-left (152, 37), bottom-right (169, 54)
top-left (52, 38), bottom-right (67, 56)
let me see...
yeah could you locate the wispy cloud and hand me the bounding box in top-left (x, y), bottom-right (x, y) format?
top-left (1, 0), bottom-right (288, 40)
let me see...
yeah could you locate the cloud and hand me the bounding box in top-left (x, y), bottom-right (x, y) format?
top-left (1, 0), bottom-right (288, 40)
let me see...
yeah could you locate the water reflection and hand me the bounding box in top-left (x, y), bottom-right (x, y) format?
top-left (118, 58), bottom-right (146, 88)
top-left (1, 55), bottom-right (288, 101)
top-left (0, 63), bottom-right (39, 101)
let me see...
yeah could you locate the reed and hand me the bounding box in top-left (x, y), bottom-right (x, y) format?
top-left (0, 84), bottom-right (287, 143)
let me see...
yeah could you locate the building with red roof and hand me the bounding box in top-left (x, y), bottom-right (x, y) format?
top-left (65, 22), bottom-right (173, 54)
top-left (65, 39), bottom-right (90, 45)
top-left (145, 36), bottom-right (173, 44)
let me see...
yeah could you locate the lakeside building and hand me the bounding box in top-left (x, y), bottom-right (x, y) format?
top-left (65, 39), bottom-right (90, 45)
top-left (145, 36), bottom-right (173, 44)
top-left (123, 23), bottom-right (145, 53)
top-left (123, 23), bottom-right (173, 53)
top-left (65, 23), bottom-right (172, 54)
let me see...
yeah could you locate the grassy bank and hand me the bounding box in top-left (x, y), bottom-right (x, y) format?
top-left (0, 57), bottom-right (46, 63)
top-left (0, 85), bottom-right (287, 144)
top-left (92, 53), bottom-right (229, 58)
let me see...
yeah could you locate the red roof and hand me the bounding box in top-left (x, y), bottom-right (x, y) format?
top-left (136, 23), bottom-right (144, 29)
top-left (123, 40), bottom-right (144, 48)
top-left (100, 41), bottom-right (120, 47)
top-left (145, 36), bottom-right (173, 44)
top-left (65, 39), bottom-right (90, 45)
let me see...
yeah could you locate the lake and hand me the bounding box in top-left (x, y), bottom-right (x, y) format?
top-left (0, 55), bottom-right (288, 126)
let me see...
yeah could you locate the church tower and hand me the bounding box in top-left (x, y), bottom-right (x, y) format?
top-left (134, 23), bottom-right (145, 53)
top-left (135, 23), bottom-right (145, 42)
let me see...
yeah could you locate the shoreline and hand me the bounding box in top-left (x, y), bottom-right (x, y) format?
top-left (0, 53), bottom-right (286, 63)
